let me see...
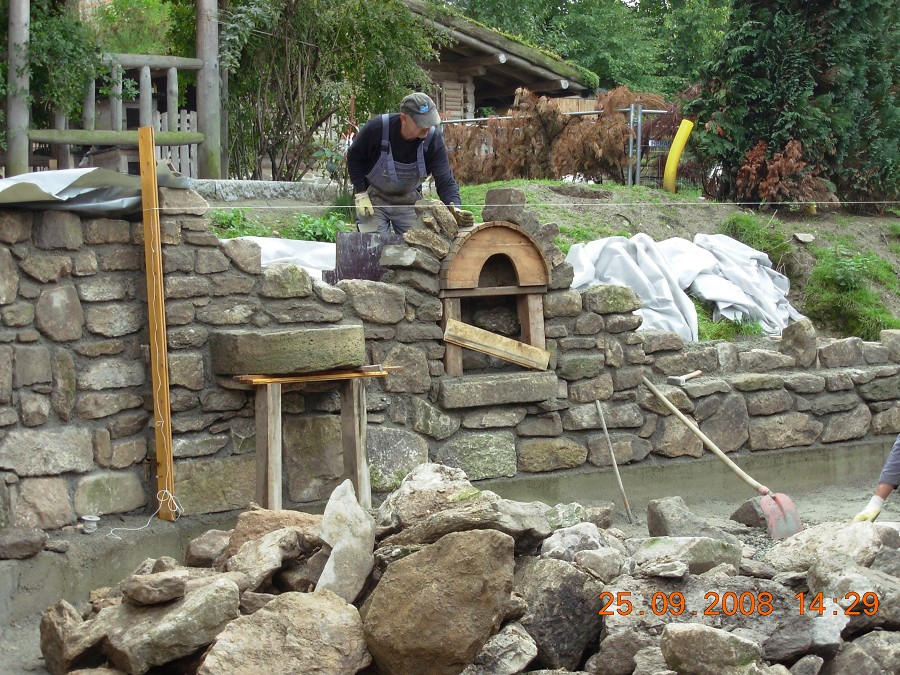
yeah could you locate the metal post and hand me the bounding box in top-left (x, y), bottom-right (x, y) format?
top-left (635, 104), bottom-right (644, 186)
top-left (6, 0), bottom-right (30, 176)
top-left (626, 103), bottom-right (635, 187)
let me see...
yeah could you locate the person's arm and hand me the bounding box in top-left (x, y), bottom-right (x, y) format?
top-left (346, 117), bottom-right (380, 194)
top-left (425, 133), bottom-right (461, 207)
top-left (854, 433), bottom-right (900, 521)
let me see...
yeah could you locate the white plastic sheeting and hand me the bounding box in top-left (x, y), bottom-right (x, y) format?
top-left (566, 232), bottom-right (803, 341)
top-left (236, 236), bottom-right (336, 280)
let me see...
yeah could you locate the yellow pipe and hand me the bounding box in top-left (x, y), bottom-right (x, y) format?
top-left (663, 119), bottom-right (695, 193)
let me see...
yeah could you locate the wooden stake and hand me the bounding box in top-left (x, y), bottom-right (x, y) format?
top-left (138, 127), bottom-right (176, 520)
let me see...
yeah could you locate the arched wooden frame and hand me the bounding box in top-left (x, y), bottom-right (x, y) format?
top-left (439, 222), bottom-right (550, 376)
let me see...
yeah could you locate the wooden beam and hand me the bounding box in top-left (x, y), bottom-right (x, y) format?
top-left (458, 66), bottom-right (487, 77)
top-left (196, 0), bottom-right (222, 178)
top-left (28, 129), bottom-right (205, 146)
top-left (476, 79), bottom-right (569, 100)
top-left (442, 299), bottom-right (464, 377)
top-left (235, 365), bottom-right (401, 386)
top-left (440, 285), bottom-right (547, 299)
top-left (138, 126), bottom-right (176, 521)
top-left (443, 318), bottom-right (550, 370)
top-left (104, 53), bottom-right (204, 71)
top-left (456, 53), bottom-right (507, 68)
top-left (340, 379), bottom-right (371, 509)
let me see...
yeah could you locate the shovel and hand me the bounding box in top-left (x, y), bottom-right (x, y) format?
top-left (642, 376), bottom-right (803, 539)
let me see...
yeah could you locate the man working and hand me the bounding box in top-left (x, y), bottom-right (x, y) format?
top-left (853, 432), bottom-right (900, 521)
top-left (347, 92), bottom-right (474, 234)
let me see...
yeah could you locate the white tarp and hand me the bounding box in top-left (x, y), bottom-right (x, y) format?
top-left (235, 236), bottom-right (336, 280)
top-left (566, 232), bottom-right (803, 341)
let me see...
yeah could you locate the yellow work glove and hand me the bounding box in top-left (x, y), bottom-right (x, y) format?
top-left (853, 496), bottom-right (883, 522)
top-left (450, 204), bottom-right (475, 227)
top-left (355, 192), bottom-right (374, 218)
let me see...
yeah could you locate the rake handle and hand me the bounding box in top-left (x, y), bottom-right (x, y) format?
top-left (642, 376), bottom-right (770, 496)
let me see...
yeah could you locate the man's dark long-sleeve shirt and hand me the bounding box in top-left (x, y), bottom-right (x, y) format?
top-left (347, 113), bottom-right (461, 206)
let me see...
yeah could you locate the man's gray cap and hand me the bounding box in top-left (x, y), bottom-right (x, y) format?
top-left (401, 92), bottom-right (441, 128)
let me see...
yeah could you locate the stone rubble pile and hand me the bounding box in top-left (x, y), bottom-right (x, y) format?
top-left (39, 463), bottom-right (900, 674)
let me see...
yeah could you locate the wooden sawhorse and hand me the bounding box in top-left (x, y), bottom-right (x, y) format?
top-left (236, 366), bottom-right (397, 510)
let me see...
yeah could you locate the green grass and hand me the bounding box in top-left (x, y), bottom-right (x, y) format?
top-left (692, 298), bottom-right (765, 341)
top-left (717, 211), bottom-right (797, 276)
top-left (209, 207), bottom-right (353, 243)
top-left (889, 221), bottom-right (900, 256)
top-left (804, 241), bottom-right (900, 339)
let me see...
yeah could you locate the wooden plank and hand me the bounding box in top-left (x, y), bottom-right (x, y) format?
top-left (254, 386), bottom-right (269, 507)
top-left (138, 126), bottom-right (176, 521)
top-left (236, 366), bottom-right (401, 385)
top-left (517, 293), bottom-right (546, 349)
top-left (440, 285), bottom-right (546, 298)
top-left (340, 379), bottom-right (371, 508)
top-left (442, 298), bottom-right (463, 376)
top-left (28, 129), bottom-right (205, 147)
top-left (266, 383), bottom-right (282, 510)
top-left (443, 318), bottom-right (550, 370)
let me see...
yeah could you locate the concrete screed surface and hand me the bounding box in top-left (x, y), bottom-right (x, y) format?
top-left (0, 438), bottom-right (895, 674)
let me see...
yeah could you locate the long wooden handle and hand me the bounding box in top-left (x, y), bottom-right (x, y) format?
top-left (642, 376), bottom-right (769, 495)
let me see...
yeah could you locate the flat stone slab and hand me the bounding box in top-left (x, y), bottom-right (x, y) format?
top-left (439, 371), bottom-right (558, 409)
top-left (209, 326), bottom-right (365, 375)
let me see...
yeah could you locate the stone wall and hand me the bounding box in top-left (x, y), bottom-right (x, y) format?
top-left (1, 188), bottom-right (899, 530)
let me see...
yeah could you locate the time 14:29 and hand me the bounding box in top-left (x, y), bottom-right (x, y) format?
top-left (795, 591), bottom-right (879, 616)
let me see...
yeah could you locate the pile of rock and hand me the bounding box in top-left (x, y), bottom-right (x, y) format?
top-left (39, 464), bottom-right (900, 674)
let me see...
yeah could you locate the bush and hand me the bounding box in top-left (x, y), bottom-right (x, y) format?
top-left (90, 0), bottom-right (173, 55)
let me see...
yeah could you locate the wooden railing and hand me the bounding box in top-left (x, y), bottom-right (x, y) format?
top-left (4, 0), bottom-right (221, 178)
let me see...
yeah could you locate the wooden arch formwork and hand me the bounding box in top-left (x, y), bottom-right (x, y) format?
top-left (439, 221), bottom-right (551, 376)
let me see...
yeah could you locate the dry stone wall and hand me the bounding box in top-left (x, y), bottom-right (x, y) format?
top-left (0, 187), bottom-right (899, 531)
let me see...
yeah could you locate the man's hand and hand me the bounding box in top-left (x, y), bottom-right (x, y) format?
top-left (450, 205), bottom-right (475, 227)
top-left (853, 496), bottom-right (884, 522)
top-left (355, 192), bottom-right (374, 218)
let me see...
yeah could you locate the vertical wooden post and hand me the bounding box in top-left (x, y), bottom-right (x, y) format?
top-left (442, 298), bottom-right (464, 376)
top-left (517, 294), bottom-right (546, 349)
top-left (341, 379), bottom-right (371, 508)
top-left (138, 127), bottom-right (176, 521)
top-left (253, 383), bottom-right (282, 509)
top-left (111, 65), bottom-right (123, 132)
top-left (6, 0), bottom-right (30, 176)
top-left (196, 0), bottom-right (222, 178)
top-left (83, 79), bottom-right (96, 131)
top-left (139, 66), bottom-right (153, 128)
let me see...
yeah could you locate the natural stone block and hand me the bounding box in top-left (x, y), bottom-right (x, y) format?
top-left (821, 405), bottom-right (872, 443)
top-left (19, 255), bottom-right (73, 283)
top-left (74, 470), bottom-right (147, 516)
top-left (34, 211), bottom-right (83, 250)
top-left (14, 345), bottom-right (52, 387)
top-left (403, 227), bottom-right (451, 259)
top-left (260, 263), bottom-right (314, 298)
top-left (641, 330), bottom-right (685, 353)
top-left (76, 392), bottom-right (144, 420)
top-left (0, 427), bottom-right (93, 476)
top-left (516, 412), bottom-right (562, 437)
top-left (0, 210), bottom-right (33, 244)
top-left (220, 238), bottom-right (262, 274)
top-left (173, 454), bottom-right (256, 515)
top-left (1, 301), bottom-right (34, 327)
top-left (882, 329), bottom-right (900, 363)
top-left (35, 285), bottom-right (83, 341)
top-left (556, 353), bottom-right (605, 381)
top-left (543, 290), bottom-right (582, 318)
top-left (748, 412), bottom-right (823, 450)
top-left (582, 284), bottom-right (642, 314)
top-left (587, 434), bottom-right (651, 466)
top-left (284, 415), bottom-right (343, 503)
top-left (818, 337), bottom-right (865, 368)
top-left (380, 245), bottom-right (441, 273)
top-left (337, 279), bottom-right (406, 324)
top-left (13, 477), bottom-right (74, 529)
top-left (698, 393), bottom-right (749, 453)
top-left (172, 432), bottom-right (229, 458)
top-left (652, 416), bottom-right (704, 457)
top-left (368, 426), bottom-right (429, 491)
top-left (0, 248), bottom-right (19, 304)
top-left (859, 374), bottom-right (900, 402)
top-left (433, 431), bottom-right (516, 479)
top-left (209, 325), bottom-right (365, 376)
top-left (481, 188), bottom-right (526, 222)
top-left (779, 318), bottom-right (817, 367)
top-left (77, 358), bottom-right (145, 390)
top-left (158, 187), bottom-right (209, 215)
top-left (462, 407), bottom-right (527, 429)
top-left (439, 371), bottom-right (558, 409)
top-left (84, 302), bottom-right (143, 338)
top-left (410, 397), bottom-right (460, 440)
top-left (83, 217), bottom-right (131, 244)
top-left (518, 437), bottom-right (587, 472)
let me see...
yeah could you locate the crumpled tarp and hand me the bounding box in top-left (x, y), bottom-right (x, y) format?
top-left (0, 164), bottom-right (191, 217)
top-left (566, 232), bottom-right (804, 341)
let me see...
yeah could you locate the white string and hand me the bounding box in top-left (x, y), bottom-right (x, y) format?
top-left (105, 489), bottom-right (184, 541)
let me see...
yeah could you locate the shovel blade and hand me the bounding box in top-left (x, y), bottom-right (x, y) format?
top-left (760, 493), bottom-right (803, 539)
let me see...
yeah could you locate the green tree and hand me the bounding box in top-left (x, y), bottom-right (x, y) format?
top-left (220, 0), bottom-right (447, 180)
top-left (89, 0), bottom-right (174, 55)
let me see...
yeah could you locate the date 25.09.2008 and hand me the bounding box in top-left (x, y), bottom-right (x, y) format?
top-left (598, 591), bottom-right (880, 617)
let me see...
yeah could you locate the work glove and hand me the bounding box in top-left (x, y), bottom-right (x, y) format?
top-left (450, 204), bottom-right (475, 228)
top-left (355, 192), bottom-right (374, 218)
top-left (853, 495), bottom-right (884, 522)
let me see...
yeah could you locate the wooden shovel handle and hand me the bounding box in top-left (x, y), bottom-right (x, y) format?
top-left (642, 376), bottom-right (769, 495)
